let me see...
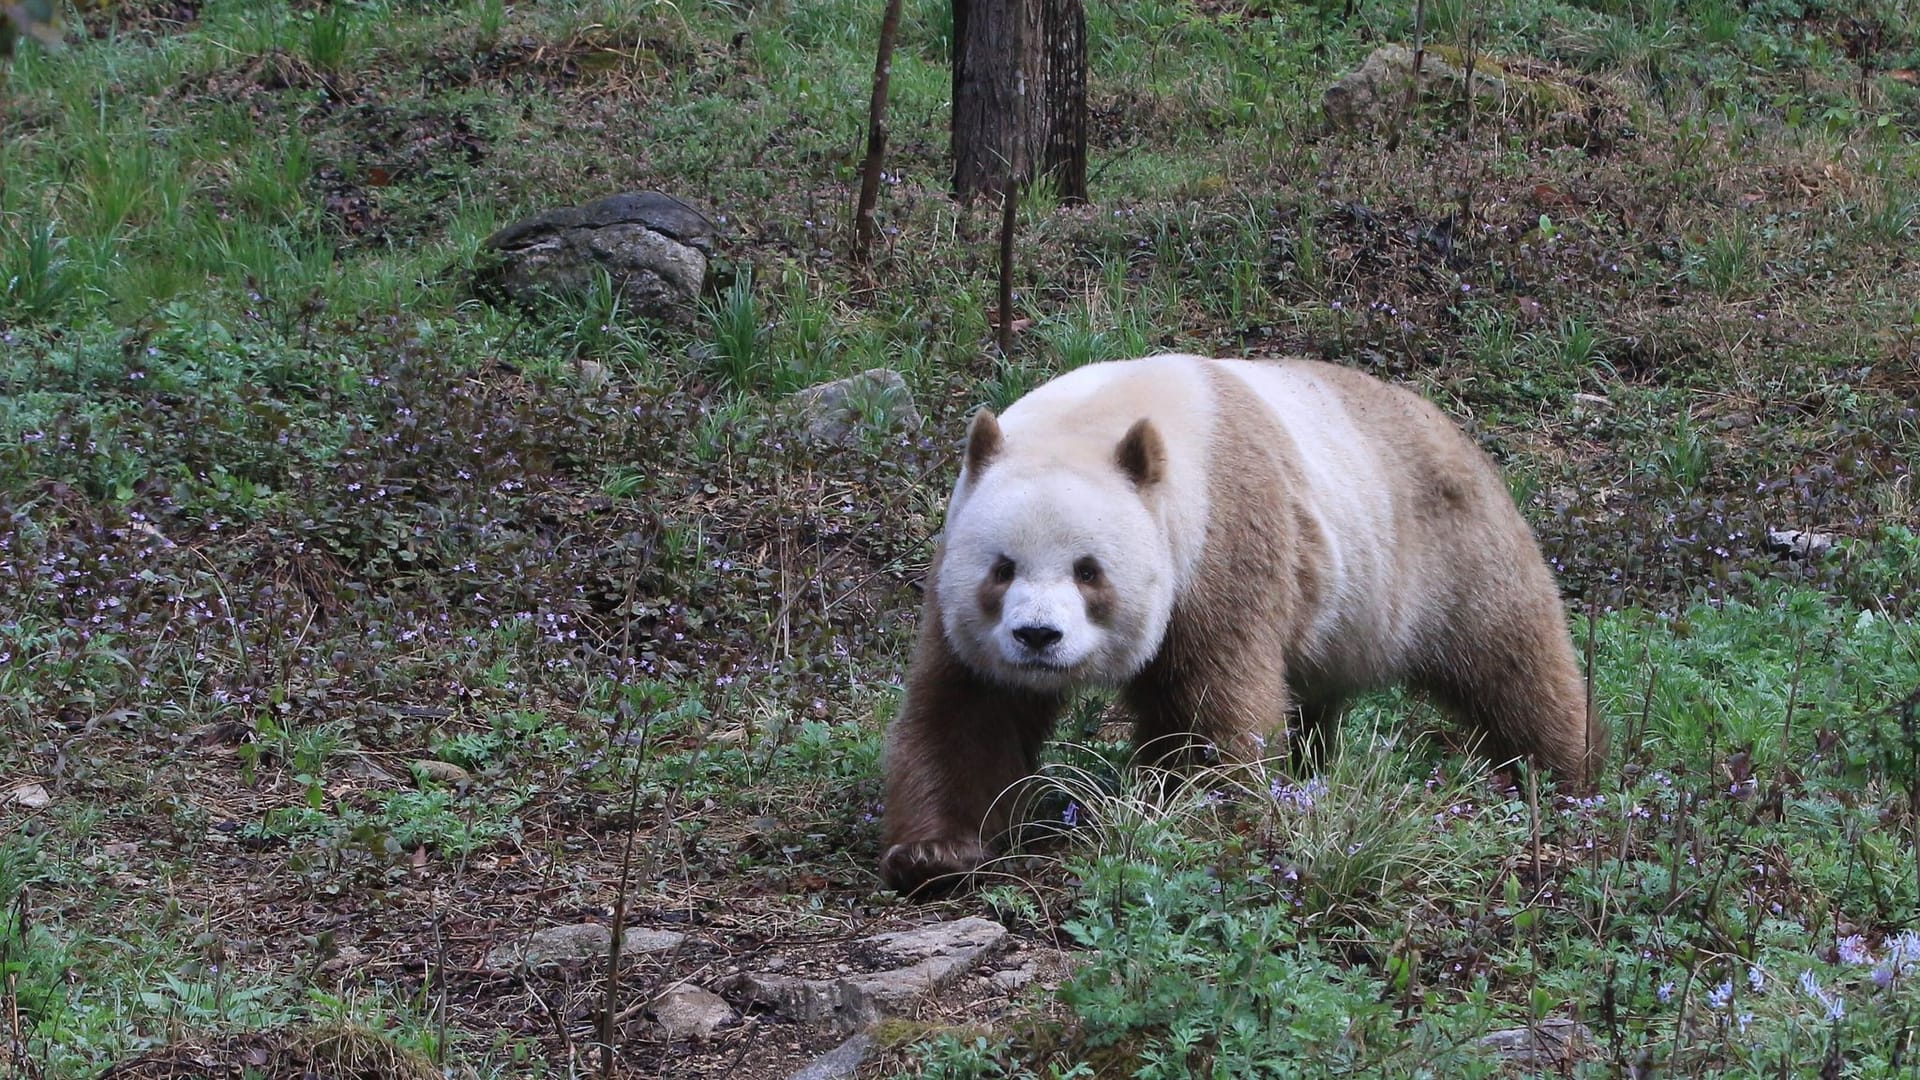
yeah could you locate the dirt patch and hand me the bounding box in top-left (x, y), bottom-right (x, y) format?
top-left (184, 48), bottom-right (349, 112)
top-left (302, 102), bottom-right (489, 248)
top-left (420, 30), bottom-right (694, 96)
top-left (79, 0), bottom-right (202, 42)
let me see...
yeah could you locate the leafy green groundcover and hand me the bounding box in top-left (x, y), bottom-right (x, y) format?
top-left (903, 576), bottom-right (1920, 1078)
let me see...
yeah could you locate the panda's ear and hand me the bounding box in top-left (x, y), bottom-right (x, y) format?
top-left (1114, 418), bottom-right (1166, 488)
top-left (965, 408), bottom-right (1003, 476)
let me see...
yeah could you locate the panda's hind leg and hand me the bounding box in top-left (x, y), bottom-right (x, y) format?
top-left (1413, 592), bottom-right (1604, 788)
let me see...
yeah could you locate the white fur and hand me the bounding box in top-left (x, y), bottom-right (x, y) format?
top-left (937, 354), bottom-right (1412, 695)
top-left (1212, 358), bottom-right (1411, 682)
top-left (940, 463), bottom-right (1170, 691)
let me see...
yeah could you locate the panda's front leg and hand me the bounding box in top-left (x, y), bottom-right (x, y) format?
top-left (1122, 622), bottom-right (1292, 776)
top-left (880, 598), bottom-right (1066, 897)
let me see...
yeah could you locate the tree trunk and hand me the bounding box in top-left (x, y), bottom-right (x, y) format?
top-left (951, 0), bottom-right (1087, 204)
top-left (853, 0), bottom-right (907, 264)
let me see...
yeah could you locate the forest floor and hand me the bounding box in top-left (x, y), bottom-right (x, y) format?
top-left (2, 0), bottom-right (1919, 1076)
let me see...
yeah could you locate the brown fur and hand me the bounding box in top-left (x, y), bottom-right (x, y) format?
top-left (1122, 368), bottom-right (1322, 767)
top-left (1113, 417), bottom-right (1167, 487)
top-left (1297, 362), bottom-right (1605, 779)
top-left (879, 358), bottom-right (1604, 897)
top-left (880, 537), bottom-right (1067, 896)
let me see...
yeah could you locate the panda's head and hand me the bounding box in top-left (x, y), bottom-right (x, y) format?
top-left (936, 408), bottom-right (1175, 694)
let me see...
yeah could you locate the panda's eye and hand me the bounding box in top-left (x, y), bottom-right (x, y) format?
top-left (1073, 557), bottom-right (1101, 584)
top-left (991, 558), bottom-right (1016, 585)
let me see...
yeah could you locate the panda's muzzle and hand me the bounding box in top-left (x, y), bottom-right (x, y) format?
top-left (1012, 624), bottom-right (1064, 650)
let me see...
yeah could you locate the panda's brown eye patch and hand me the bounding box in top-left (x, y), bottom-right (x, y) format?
top-left (1074, 556), bottom-right (1116, 624)
top-left (991, 557), bottom-right (1017, 585)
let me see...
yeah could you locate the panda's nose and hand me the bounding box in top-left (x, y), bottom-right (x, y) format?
top-left (1012, 624), bottom-right (1063, 650)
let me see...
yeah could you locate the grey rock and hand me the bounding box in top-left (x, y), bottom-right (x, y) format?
top-left (721, 970), bottom-right (846, 1026)
top-left (1766, 528), bottom-right (1835, 559)
top-left (410, 759), bottom-right (471, 786)
top-left (1322, 45), bottom-right (1596, 139)
top-left (650, 984), bottom-right (735, 1040)
top-left (861, 916), bottom-right (1007, 962)
top-left (1323, 45), bottom-right (1503, 131)
top-left (723, 917), bottom-right (1009, 1032)
top-left (989, 963), bottom-right (1036, 991)
top-left (786, 1033), bottom-right (873, 1080)
top-left (574, 359), bottom-right (610, 392)
top-left (788, 368), bottom-right (921, 446)
top-left (1478, 1019), bottom-right (1596, 1067)
top-left (478, 192), bottom-right (715, 323)
top-left (484, 923), bottom-right (686, 971)
top-left (6, 782), bottom-right (51, 808)
top-left (485, 192), bottom-right (714, 252)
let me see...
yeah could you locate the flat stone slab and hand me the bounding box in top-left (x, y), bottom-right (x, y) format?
top-left (723, 917), bottom-right (1009, 1032)
top-left (1479, 1019), bottom-right (1597, 1067)
top-left (484, 923), bottom-right (686, 971)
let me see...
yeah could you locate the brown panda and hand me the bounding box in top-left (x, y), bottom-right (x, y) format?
top-left (879, 354), bottom-right (1604, 896)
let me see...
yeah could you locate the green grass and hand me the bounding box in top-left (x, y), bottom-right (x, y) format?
top-left (2, 0), bottom-right (1918, 1074)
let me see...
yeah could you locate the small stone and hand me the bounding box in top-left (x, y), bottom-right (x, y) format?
top-left (575, 359), bottom-right (610, 391)
top-left (1478, 1019), bottom-right (1596, 1067)
top-left (989, 964), bottom-right (1037, 991)
top-left (7, 783), bottom-right (51, 808)
top-left (788, 369), bottom-right (922, 447)
top-left (650, 984), bottom-right (735, 1040)
top-left (411, 760), bottom-right (471, 786)
top-left (320, 943), bottom-right (372, 975)
top-left (1766, 528), bottom-right (1835, 560)
top-left (484, 923), bottom-right (686, 971)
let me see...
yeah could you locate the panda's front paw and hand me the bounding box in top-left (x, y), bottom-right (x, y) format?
top-left (880, 838), bottom-right (990, 898)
